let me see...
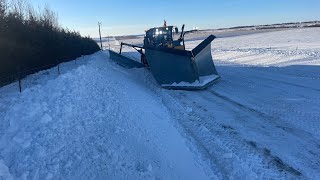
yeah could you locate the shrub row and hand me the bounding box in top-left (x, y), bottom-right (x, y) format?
top-left (0, 0), bottom-right (100, 82)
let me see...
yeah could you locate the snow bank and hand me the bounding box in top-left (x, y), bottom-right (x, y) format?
top-left (0, 51), bottom-right (209, 179)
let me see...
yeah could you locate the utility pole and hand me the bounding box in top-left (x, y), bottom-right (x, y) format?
top-left (98, 22), bottom-right (103, 50)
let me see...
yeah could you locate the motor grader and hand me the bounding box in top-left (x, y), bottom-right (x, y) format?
top-left (109, 23), bottom-right (219, 89)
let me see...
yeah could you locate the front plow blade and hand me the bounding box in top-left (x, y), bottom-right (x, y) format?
top-left (145, 35), bottom-right (220, 90)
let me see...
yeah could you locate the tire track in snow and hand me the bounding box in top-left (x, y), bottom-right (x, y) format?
top-left (149, 91), bottom-right (224, 179)
top-left (215, 77), bottom-right (320, 135)
top-left (204, 89), bottom-right (319, 178)
top-left (257, 76), bottom-right (320, 92)
top-left (208, 85), bottom-right (319, 138)
top-left (213, 70), bottom-right (320, 136)
top-left (162, 91), bottom-right (297, 179)
top-left (231, 67), bottom-right (320, 92)
top-left (197, 91), bottom-right (303, 178)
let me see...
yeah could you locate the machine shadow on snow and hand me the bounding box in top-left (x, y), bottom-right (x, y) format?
top-left (214, 64), bottom-right (320, 90)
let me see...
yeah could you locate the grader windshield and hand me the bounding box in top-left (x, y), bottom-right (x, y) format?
top-left (144, 26), bottom-right (175, 48)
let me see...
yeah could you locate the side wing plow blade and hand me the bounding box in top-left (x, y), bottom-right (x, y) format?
top-left (109, 50), bottom-right (144, 69)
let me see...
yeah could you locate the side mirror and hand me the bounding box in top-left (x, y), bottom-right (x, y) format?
top-left (175, 27), bottom-right (179, 33)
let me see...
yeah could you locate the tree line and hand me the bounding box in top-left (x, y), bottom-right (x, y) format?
top-left (0, 0), bottom-right (100, 83)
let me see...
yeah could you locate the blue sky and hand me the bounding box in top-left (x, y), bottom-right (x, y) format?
top-left (30, 0), bottom-right (320, 37)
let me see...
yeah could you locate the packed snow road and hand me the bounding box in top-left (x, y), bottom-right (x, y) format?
top-left (164, 28), bottom-right (320, 179)
top-left (0, 27), bottom-right (320, 179)
top-left (111, 27), bottom-right (320, 179)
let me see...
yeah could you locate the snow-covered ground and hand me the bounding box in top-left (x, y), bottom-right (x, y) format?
top-left (0, 54), bottom-right (210, 179)
top-left (1, 27), bottom-right (320, 179)
top-left (160, 28), bottom-right (320, 179)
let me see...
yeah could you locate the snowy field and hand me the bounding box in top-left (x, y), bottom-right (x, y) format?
top-left (1, 27), bottom-right (320, 179)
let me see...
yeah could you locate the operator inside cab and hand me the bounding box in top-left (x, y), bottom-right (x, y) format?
top-left (143, 21), bottom-right (184, 50)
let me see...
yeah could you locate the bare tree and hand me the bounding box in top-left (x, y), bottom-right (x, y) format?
top-left (0, 0), bottom-right (7, 17)
top-left (26, 2), bottom-right (36, 22)
top-left (41, 5), bottom-right (59, 28)
top-left (10, 0), bottom-right (28, 20)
